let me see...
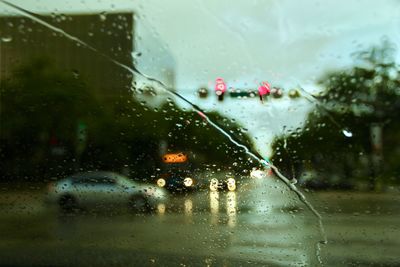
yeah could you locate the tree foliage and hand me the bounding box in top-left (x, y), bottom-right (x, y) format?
top-left (0, 59), bottom-right (255, 181)
top-left (271, 41), bottom-right (400, 189)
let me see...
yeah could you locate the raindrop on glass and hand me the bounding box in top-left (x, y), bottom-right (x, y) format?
top-left (1, 36), bottom-right (12, 42)
top-left (99, 12), bottom-right (107, 21)
top-left (342, 129), bottom-right (353, 137)
top-left (131, 51), bottom-right (142, 60)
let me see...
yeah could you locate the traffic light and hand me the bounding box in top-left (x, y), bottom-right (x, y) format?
top-left (197, 87), bottom-right (208, 98)
top-left (288, 89), bottom-right (301, 98)
top-left (270, 87), bottom-right (283, 98)
top-left (214, 78), bottom-right (227, 101)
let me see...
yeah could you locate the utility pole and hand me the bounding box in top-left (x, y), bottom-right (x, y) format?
top-left (370, 123), bottom-right (383, 190)
top-left (75, 120), bottom-right (87, 171)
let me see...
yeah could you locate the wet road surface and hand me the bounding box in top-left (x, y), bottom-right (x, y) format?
top-left (0, 177), bottom-right (399, 266)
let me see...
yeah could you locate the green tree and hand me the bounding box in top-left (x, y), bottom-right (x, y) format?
top-left (1, 59), bottom-right (257, 182)
top-left (0, 58), bottom-right (100, 180)
top-left (271, 41), bottom-right (400, 190)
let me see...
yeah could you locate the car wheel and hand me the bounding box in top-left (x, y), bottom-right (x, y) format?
top-left (129, 195), bottom-right (150, 213)
top-left (58, 194), bottom-right (77, 213)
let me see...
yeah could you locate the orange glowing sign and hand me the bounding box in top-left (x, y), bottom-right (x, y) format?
top-left (162, 153), bottom-right (188, 163)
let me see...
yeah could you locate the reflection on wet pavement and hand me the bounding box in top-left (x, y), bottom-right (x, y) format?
top-left (226, 192), bottom-right (237, 228)
top-left (210, 191), bottom-right (219, 225)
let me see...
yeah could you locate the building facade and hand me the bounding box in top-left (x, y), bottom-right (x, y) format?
top-left (1, 12), bottom-right (134, 96)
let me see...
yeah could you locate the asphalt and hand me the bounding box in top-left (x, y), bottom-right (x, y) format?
top-left (0, 177), bottom-right (399, 266)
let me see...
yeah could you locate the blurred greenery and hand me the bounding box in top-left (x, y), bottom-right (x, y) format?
top-left (271, 40), bottom-right (400, 190)
top-left (0, 58), bottom-right (255, 182)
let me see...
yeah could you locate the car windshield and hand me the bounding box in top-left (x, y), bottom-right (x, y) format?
top-left (1, 1), bottom-right (399, 266)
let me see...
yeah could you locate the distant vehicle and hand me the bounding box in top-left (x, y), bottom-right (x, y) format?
top-left (208, 173), bottom-right (237, 192)
top-left (250, 168), bottom-right (273, 179)
top-left (155, 152), bottom-right (238, 192)
top-left (45, 171), bottom-right (168, 212)
top-left (156, 152), bottom-right (200, 193)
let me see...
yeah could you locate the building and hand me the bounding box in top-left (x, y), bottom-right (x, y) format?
top-left (0, 12), bottom-right (134, 96)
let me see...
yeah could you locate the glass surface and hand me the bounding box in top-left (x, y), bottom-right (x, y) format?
top-left (0, 1), bottom-right (399, 266)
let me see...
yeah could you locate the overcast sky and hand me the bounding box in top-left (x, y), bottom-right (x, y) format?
top-left (1, 0), bottom-right (399, 156)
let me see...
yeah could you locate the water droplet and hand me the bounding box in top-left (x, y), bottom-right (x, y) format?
top-left (342, 129), bottom-right (353, 137)
top-left (1, 36), bottom-right (12, 42)
top-left (99, 12), bottom-right (107, 21)
top-left (131, 51), bottom-right (142, 59)
top-left (72, 69), bottom-right (79, 78)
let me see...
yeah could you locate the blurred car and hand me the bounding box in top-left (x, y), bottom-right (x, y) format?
top-left (250, 168), bottom-right (273, 179)
top-left (45, 171), bottom-right (168, 212)
top-left (156, 172), bottom-right (200, 193)
top-left (155, 152), bottom-right (200, 193)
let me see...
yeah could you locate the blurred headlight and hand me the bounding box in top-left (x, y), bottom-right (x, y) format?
top-left (157, 178), bottom-right (166, 187)
top-left (184, 177), bottom-right (193, 187)
top-left (227, 177), bottom-right (236, 191)
top-left (250, 169), bottom-right (265, 179)
top-left (209, 178), bottom-right (218, 191)
top-left (227, 178), bottom-right (235, 185)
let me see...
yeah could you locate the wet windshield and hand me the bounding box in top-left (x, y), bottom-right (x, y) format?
top-left (1, 1), bottom-right (399, 266)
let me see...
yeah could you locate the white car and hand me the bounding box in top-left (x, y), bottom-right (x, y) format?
top-left (45, 171), bottom-right (168, 212)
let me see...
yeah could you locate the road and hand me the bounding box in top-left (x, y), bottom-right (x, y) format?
top-left (0, 177), bottom-right (399, 266)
